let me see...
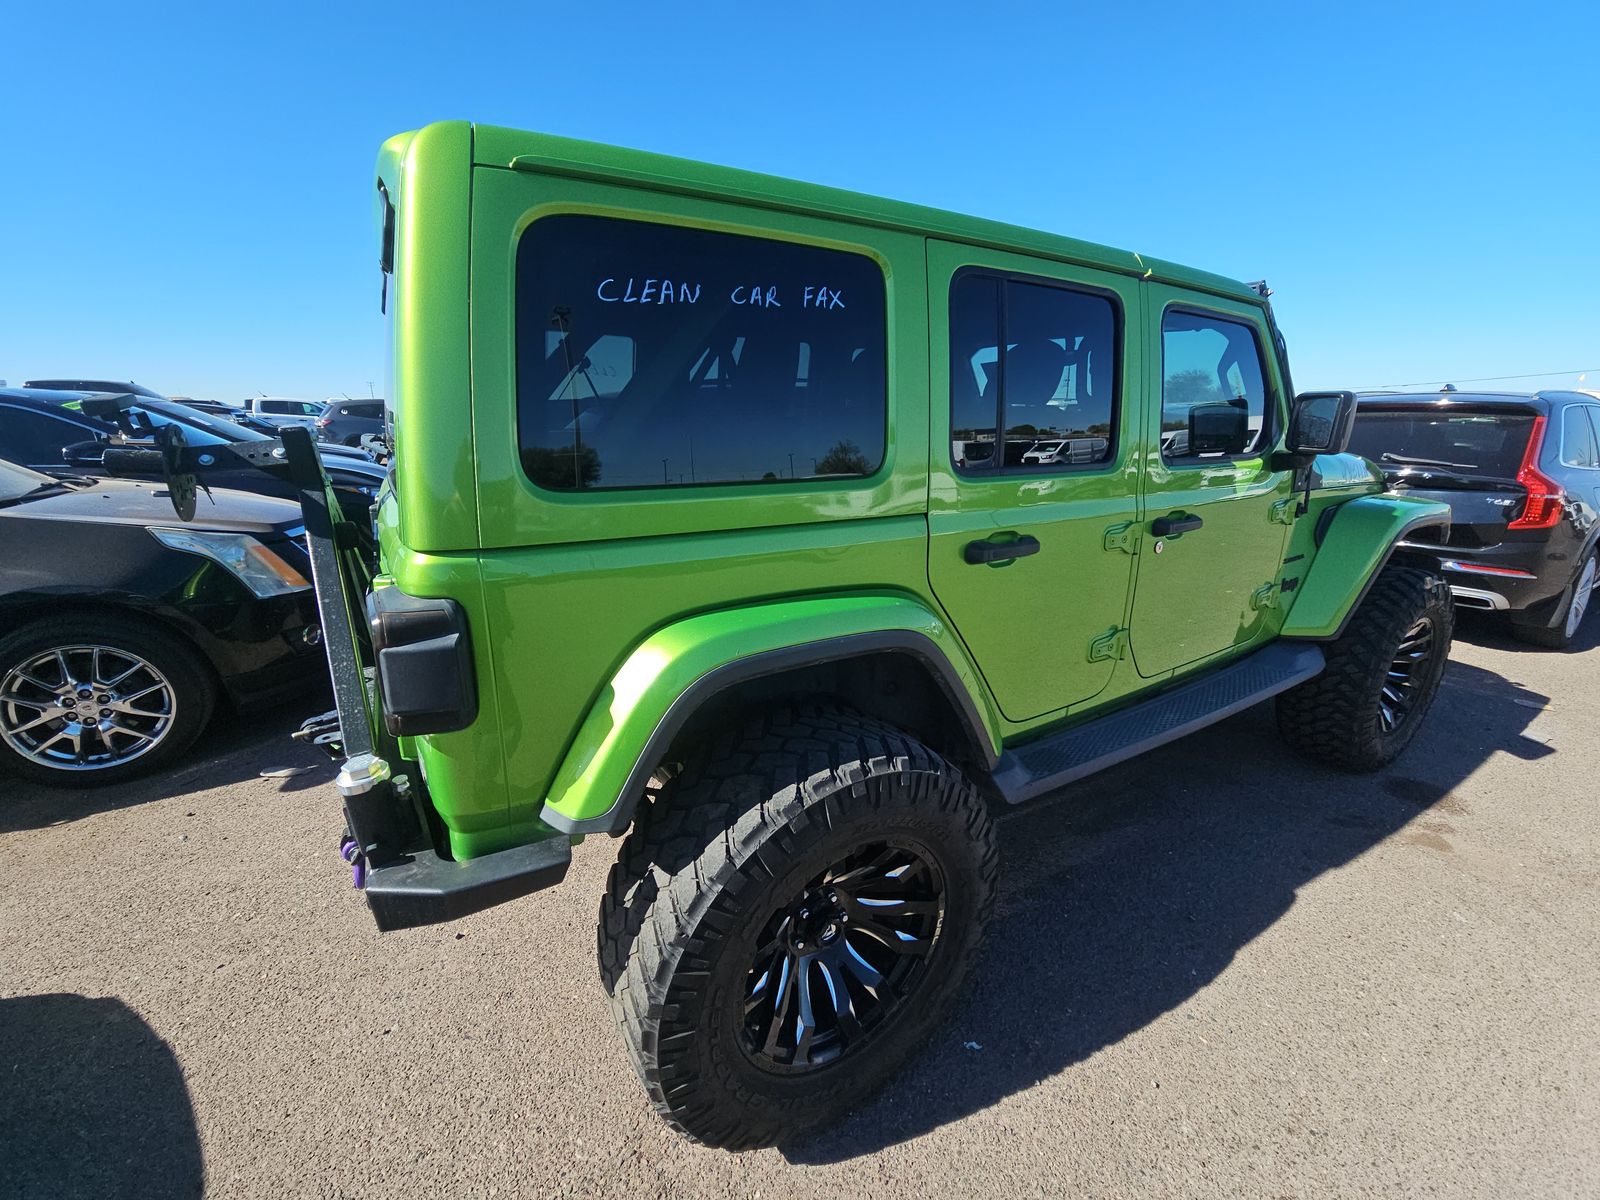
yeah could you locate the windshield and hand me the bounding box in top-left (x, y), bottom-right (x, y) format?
top-left (134, 399), bottom-right (270, 445)
top-left (1349, 409), bottom-right (1535, 479)
top-left (0, 458), bottom-right (56, 501)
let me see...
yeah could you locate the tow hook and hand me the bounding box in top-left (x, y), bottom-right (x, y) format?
top-left (340, 834), bottom-right (367, 889)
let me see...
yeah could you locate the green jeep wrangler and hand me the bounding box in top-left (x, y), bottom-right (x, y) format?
top-left (286, 122), bottom-right (1456, 1148)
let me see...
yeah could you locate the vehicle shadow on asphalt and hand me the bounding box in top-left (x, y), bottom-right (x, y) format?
top-left (0, 700), bottom-right (334, 835)
top-left (1450, 607), bottom-right (1600, 654)
top-left (0, 993), bottom-right (203, 1198)
top-left (783, 656), bottom-right (1551, 1163)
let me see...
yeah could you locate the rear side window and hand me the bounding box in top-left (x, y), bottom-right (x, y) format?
top-left (515, 215), bottom-right (886, 491)
top-left (1348, 408), bottom-right (1536, 478)
top-left (948, 272), bottom-right (1118, 472)
top-left (1559, 405), bottom-right (1599, 468)
top-left (1160, 310), bottom-right (1270, 460)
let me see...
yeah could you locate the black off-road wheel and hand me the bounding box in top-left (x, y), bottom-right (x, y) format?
top-left (1277, 567), bottom-right (1453, 772)
top-left (597, 705), bottom-right (998, 1150)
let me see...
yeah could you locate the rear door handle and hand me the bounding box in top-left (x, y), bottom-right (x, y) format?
top-left (964, 535), bottom-right (1041, 565)
top-left (1151, 513), bottom-right (1203, 536)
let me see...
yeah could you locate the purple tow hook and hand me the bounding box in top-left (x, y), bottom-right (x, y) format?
top-left (340, 837), bottom-right (367, 889)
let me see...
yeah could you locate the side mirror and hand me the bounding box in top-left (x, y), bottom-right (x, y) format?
top-left (1187, 399), bottom-right (1250, 455)
top-left (61, 440), bottom-right (109, 467)
top-left (1287, 391), bottom-right (1358, 456)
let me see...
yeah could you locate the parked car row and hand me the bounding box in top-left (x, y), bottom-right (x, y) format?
top-left (0, 383), bottom-right (389, 786)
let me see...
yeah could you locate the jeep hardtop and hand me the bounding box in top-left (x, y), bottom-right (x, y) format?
top-left (271, 123), bottom-right (1454, 1148)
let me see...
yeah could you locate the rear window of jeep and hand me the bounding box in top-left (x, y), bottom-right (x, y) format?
top-left (515, 215), bottom-right (887, 491)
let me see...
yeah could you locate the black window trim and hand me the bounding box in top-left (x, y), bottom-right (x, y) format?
top-left (947, 265), bottom-right (1126, 480)
top-left (514, 211), bottom-right (892, 496)
top-left (1157, 301), bottom-right (1283, 470)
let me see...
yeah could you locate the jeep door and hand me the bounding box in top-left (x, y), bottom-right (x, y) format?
top-left (1129, 288), bottom-right (1294, 676)
top-left (926, 242), bottom-right (1143, 722)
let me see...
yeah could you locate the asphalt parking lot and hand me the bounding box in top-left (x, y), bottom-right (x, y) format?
top-left (3, 612), bottom-right (1597, 1199)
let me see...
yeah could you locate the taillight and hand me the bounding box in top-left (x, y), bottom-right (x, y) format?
top-left (315, 415), bottom-right (332, 427)
top-left (1508, 415), bottom-right (1564, 529)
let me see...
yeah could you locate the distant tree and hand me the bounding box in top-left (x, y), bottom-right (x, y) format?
top-left (761, 471), bottom-right (779, 481)
top-left (1165, 369), bottom-right (1222, 407)
top-left (815, 439), bottom-right (871, 475)
top-left (522, 445), bottom-right (601, 489)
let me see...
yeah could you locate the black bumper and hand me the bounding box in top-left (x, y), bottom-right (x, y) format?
top-left (364, 835), bottom-right (572, 931)
top-left (1393, 540), bottom-right (1566, 615)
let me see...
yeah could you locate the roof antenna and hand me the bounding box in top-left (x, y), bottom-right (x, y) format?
top-left (1440, 383), bottom-right (1458, 392)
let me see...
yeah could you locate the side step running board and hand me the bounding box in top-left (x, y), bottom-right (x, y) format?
top-left (992, 642), bottom-right (1326, 805)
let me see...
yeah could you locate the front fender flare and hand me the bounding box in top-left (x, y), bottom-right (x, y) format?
top-left (538, 594), bottom-right (1001, 836)
top-left (1279, 494), bottom-right (1452, 640)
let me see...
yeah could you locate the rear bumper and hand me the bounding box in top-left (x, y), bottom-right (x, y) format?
top-left (1393, 540), bottom-right (1563, 614)
top-left (363, 831), bottom-right (572, 931)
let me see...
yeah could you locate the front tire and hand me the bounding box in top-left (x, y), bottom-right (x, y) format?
top-left (597, 705), bottom-right (998, 1149)
top-left (0, 613), bottom-right (217, 787)
top-left (1277, 567), bottom-right (1453, 772)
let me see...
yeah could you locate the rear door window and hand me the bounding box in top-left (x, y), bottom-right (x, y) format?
top-left (515, 215), bottom-right (886, 491)
top-left (948, 273), bottom-right (1119, 472)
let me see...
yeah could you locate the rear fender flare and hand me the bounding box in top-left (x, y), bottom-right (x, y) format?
top-left (538, 595), bottom-right (1001, 836)
top-left (1280, 495), bottom-right (1453, 640)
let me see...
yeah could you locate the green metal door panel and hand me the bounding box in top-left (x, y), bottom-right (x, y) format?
top-left (467, 165), bottom-right (930, 550)
top-left (925, 240), bottom-right (1145, 722)
top-left (1130, 284), bottom-right (1294, 677)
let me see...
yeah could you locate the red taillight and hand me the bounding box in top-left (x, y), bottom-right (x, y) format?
top-left (315, 415), bottom-right (332, 427)
top-left (1508, 415), bottom-right (1564, 529)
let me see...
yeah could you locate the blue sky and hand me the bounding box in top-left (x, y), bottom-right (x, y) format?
top-left (3, 1), bottom-right (1596, 401)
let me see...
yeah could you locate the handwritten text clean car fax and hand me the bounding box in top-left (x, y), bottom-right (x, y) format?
top-left (594, 277), bottom-right (846, 308)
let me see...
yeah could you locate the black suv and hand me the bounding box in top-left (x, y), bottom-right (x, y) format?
top-left (314, 398), bottom-right (385, 447)
top-left (1351, 389), bottom-right (1600, 647)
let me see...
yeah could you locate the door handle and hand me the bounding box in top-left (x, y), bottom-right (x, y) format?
top-left (1151, 513), bottom-right (1203, 537)
top-left (964, 535), bottom-right (1041, 565)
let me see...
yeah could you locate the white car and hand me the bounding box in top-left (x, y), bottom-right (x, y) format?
top-left (1021, 437), bottom-right (1108, 465)
top-left (244, 397), bottom-right (327, 431)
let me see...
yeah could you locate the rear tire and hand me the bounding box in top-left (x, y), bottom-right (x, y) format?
top-left (1277, 567), bottom-right (1453, 772)
top-left (597, 704), bottom-right (998, 1149)
top-left (0, 613), bottom-right (217, 788)
top-left (1510, 549), bottom-right (1596, 650)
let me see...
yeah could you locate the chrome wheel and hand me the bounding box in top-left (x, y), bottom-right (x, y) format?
top-left (1565, 555), bottom-right (1596, 639)
top-left (1379, 618), bottom-right (1436, 734)
top-left (0, 645), bottom-right (178, 772)
top-left (741, 841), bottom-right (944, 1072)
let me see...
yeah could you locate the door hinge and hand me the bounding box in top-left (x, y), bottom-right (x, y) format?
top-left (1270, 498), bottom-right (1297, 525)
top-left (1251, 582), bottom-right (1281, 611)
top-left (1088, 627), bottom-right (1130, 662)
top-left (1103, 522), bottom-right (1139, 554)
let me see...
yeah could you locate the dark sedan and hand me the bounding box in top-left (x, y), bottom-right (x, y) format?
top-left (0, 458), bottom-right (324, 786)
top-left (1352, 388), bottom-right (1600, 648)
top-left (0, 387), bottom-right (385, 532)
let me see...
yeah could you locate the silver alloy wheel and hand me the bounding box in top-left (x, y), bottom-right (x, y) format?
top-left (1379, 617), bottom-right (1436, 734)
top-left (1565, 555), bottom-right (1597, 639)
top-left (0, 645), bottom-right (178, 772)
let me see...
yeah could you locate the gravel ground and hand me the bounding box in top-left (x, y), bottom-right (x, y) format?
top-left (3, 612), bottom-right (1597, 1199)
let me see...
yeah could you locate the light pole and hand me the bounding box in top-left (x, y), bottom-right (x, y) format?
top-left (662, 458), bottom-right (669, 485)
